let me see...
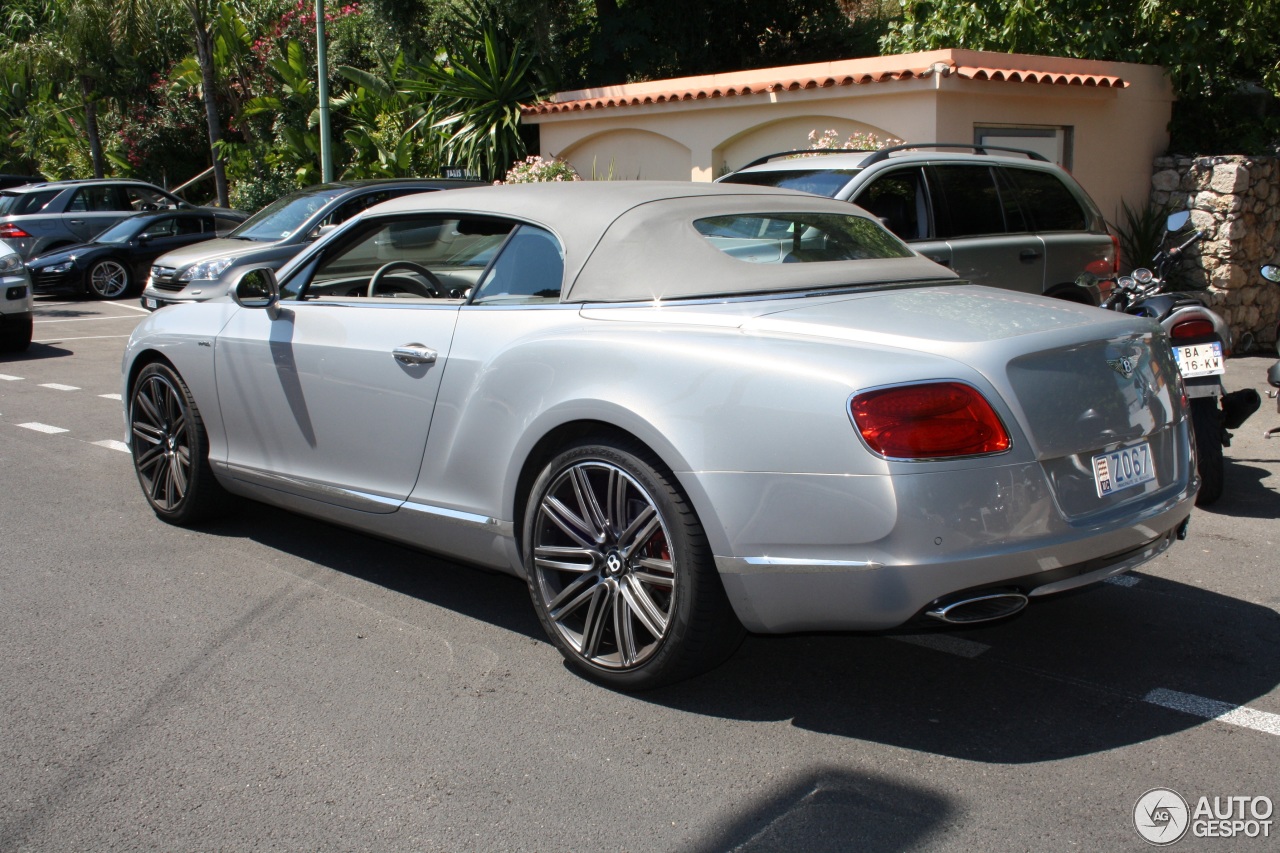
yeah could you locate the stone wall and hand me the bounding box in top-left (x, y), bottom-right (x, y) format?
top-left (1150, 155), bottom-right (1280, 350)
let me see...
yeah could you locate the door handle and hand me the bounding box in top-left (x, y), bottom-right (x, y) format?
top-left (1019, 249), bottom-right (1042, 261)
top-left (393, 344), bottom-right (437, 365)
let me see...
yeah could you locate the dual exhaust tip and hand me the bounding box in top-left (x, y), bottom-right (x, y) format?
top-left (925, 590), bottom-right (1029, 625)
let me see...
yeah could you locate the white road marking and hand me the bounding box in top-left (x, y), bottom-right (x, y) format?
top-left (39, 383), bottom-right (80, 391)
top-left (1105, 575), bottom-right (1140, 587)
top-left (34, 315), bottom-right (143, 324)
top-left (0, 374), bottom-right (22, 381)
top-left (110, 302), bottom-right (152, 314)
top-left (99, 393), bottom-right (122, 401)
top-left (1144, 688), bottom-right (1280, 736)
top-left (92, 439), bottom-right (130, 453)
top-left (17, 422), bottom-right (69, 434)
top-left (33, 334), bottom-right (133, 343)
top-left (891, 633), bottom-right (991, 659)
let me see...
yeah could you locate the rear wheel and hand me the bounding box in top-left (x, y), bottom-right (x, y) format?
top-left (1191, 397), bottom-right (1223, 506)
top-left (129, 361), bottom-right (230, 524)
top-left (88, 259), bottom-right (130, 299)
top-left (523, 439), bottom-right (743, 690)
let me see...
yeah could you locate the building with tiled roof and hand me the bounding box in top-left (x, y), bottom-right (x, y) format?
top-left (523, 48), bottom-right (1173, 222)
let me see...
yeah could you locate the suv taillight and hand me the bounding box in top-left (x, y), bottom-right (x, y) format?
top-left (0, 224), bottom-right (32, 239)
top-left (850, 382), bottom-right (1011, 459)
top-left (1171, 319), bottom-right (1214, 339)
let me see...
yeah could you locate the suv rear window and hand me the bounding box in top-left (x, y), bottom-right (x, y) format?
top-left (720, 169), bottom-right (859, 198)
top-left (694, 213), bottom-right (912, 263)
top-left (0, 189), bottom-right (59, 215)
top-left (1003, 168), bottom-right (1087, 232)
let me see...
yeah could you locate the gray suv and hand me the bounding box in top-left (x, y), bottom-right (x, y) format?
top-left (0, 179), bottom-right (215, 260)
top-left (719, 144), bottom-right (1119, 305)
top-left (142, 178), bottom-right (484, 310)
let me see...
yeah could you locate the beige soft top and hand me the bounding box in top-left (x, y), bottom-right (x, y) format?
top-left (369, 182), bottom-right (957, 302)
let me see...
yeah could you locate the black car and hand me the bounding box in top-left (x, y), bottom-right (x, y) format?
top-left (26, 209), bottom-right (247, 300)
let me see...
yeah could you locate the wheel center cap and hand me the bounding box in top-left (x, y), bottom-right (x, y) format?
top-left (604, 551), bottom-right (624, 576)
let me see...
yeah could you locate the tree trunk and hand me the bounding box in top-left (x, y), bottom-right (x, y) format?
top-left (79, 75), bottom-right (105, 178)
top-left (192, 10), bottom-right (229, 207)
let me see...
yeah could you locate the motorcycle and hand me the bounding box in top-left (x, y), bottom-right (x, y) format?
top-left (1261, 264), bottom-right (1280, 440)
top-left (1102, 211), bottom-right (1260, 505)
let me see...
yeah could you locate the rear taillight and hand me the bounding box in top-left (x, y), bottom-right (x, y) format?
top-left (1171, 319), bottom-right (1214, 339)
top-left (850, 382), bottom-right (1011, 459)
top-left (0, 224), bottom-right (32, 239)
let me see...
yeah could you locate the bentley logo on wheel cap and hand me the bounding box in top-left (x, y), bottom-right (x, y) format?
top-left (605, 552), bottom-right (623, 574)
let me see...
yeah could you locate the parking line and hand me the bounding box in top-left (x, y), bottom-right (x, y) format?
top-left (100, 393), bottom-right (122, 401)
top-left (39, 383), bottom-right (80, 391)
top-left (34, 315), bottom-right (143, 324)
top-left (33, 334), bottom-right (133, 343)
top-left (0, 374), bottom-right (22, 381)
top-left (891, 634), bottom-right (991, 658)
top-left (1144, 688), bottom-right (1280, 736)
top-left (92, 439), bottom-right (129, 453)
top-left (17, 422), bottom-right (69, 434)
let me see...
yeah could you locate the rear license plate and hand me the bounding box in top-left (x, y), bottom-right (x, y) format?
top-left (1174, 342), bottom-right (1223, 377)
top-left (1093, 441), bottom-right (1155, 497)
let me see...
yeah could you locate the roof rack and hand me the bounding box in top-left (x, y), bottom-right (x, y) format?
top-left (858, 142), bottom-right (1050, 168)
top-left (738, 142), bottom-right (1050, 172)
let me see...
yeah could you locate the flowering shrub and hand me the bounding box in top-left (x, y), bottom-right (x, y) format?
top-left (501, 155), bottom-right (581, 183)
top-left (805, 129), bottom-right (903, 152)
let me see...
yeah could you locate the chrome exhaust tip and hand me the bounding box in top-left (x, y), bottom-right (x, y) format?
top-left (925, 591), bottom-right (1029, 625)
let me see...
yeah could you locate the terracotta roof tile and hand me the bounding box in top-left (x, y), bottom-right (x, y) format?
top-left (522, 53), bottom-right (1127, 116)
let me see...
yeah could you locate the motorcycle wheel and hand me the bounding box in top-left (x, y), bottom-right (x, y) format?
top-left (1191, 397), bottom-right (1224, 506)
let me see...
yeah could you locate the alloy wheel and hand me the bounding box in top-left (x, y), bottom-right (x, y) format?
top-left (531, 460), bottom-right (677, 670)
top-left (89, 260), bottom-right (129, 299)
top-left (131, 371), bottom-right (192, 512)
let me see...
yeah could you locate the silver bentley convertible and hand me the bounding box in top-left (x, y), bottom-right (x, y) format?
top-left (122, 182), bottom-right (1196, 689)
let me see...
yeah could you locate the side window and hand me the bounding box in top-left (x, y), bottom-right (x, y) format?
top-left (140, 217), bottom-right (179, 238)
top-left (13, 190), bottom-right (59, 214)
top-left (853, 168), bottom-right (930, 241)
top-left (286, 215), bottom-right (515, 301)
top-left (213, 214), bottom-right (241, 233)
top-left (927, 165), bottom-right (1008, 238)
top-left (1002, 168), bottom-right (1087, 232)
top-left (123, 186), bottom-right (176, 211)
top-left (174, 216), bottom-right (205, 235)
top-left (70, 187), bottom-right (118, 212)
top-left (472, 225), bottom-right (564, 305)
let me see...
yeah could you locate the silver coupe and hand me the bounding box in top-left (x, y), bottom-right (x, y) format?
top-left (122, 182), bottom-right (1196, 689)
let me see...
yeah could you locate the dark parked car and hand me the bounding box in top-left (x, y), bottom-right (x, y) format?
top-left (26, 209), bottom-right (247, 300)
top-left (141, 178), bottom-right (484, 309)
top-left (0, 178), bottom-right (235, 261)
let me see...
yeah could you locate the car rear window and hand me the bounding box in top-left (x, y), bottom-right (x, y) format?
top-left (694, 213), bottom-right (913, 263)
top-left (0, 189), bottom-right (59, 216)
top-left (720, 169), bottom-right (859, 198)
top-left (1004, 168), bottom-right (1087, 232)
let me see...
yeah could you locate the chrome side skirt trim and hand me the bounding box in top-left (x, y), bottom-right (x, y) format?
top-left (716, 555), bottom-right (885, 575)
top-left (399, 500), bottom-right (514, 536)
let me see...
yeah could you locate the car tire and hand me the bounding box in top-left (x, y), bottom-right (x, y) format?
top-left (0, 314), bottom-right (33, 352)
top-left (87, 259), bottom-right (131, 300)
top-left (523, 438), bottom-right (744, 690)
top-left (1190, 397), bottom-right (1223, 506)
top-left (129, 361), bottom-right (231, 524)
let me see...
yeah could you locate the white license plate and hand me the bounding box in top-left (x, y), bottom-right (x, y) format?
top-left (1174, 342), bottom-right (1223, 377)
top-left (143, 297), bottom-right (158, 309)
top-left (1093, 441), bottom-right (1156, 497)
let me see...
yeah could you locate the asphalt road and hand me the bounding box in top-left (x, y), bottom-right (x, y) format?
top-left (2, 296), bottom-right (1278, 852)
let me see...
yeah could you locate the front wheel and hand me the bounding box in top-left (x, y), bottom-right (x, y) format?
top-left (129, 361), bottom-right (231, 524)
top-left (1190, 397), bottom-right (1224, 506)
top-left (87, 259), bottom-right (131, 299)
top-left (523, 439), bottom-right (743, 690)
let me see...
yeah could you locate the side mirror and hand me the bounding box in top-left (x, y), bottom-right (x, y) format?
top-left (1166, 211), bottom-right (1190, 232)
top-left (231, 266), bottom-right (280, 312)
top-left (1262, 265), bottom-right (1280, 284)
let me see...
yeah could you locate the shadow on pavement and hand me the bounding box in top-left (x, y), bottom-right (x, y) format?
top-left (0, 341), bottom-right (74, 362)
top-left (195, 502), bottom-right (1280, 766)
